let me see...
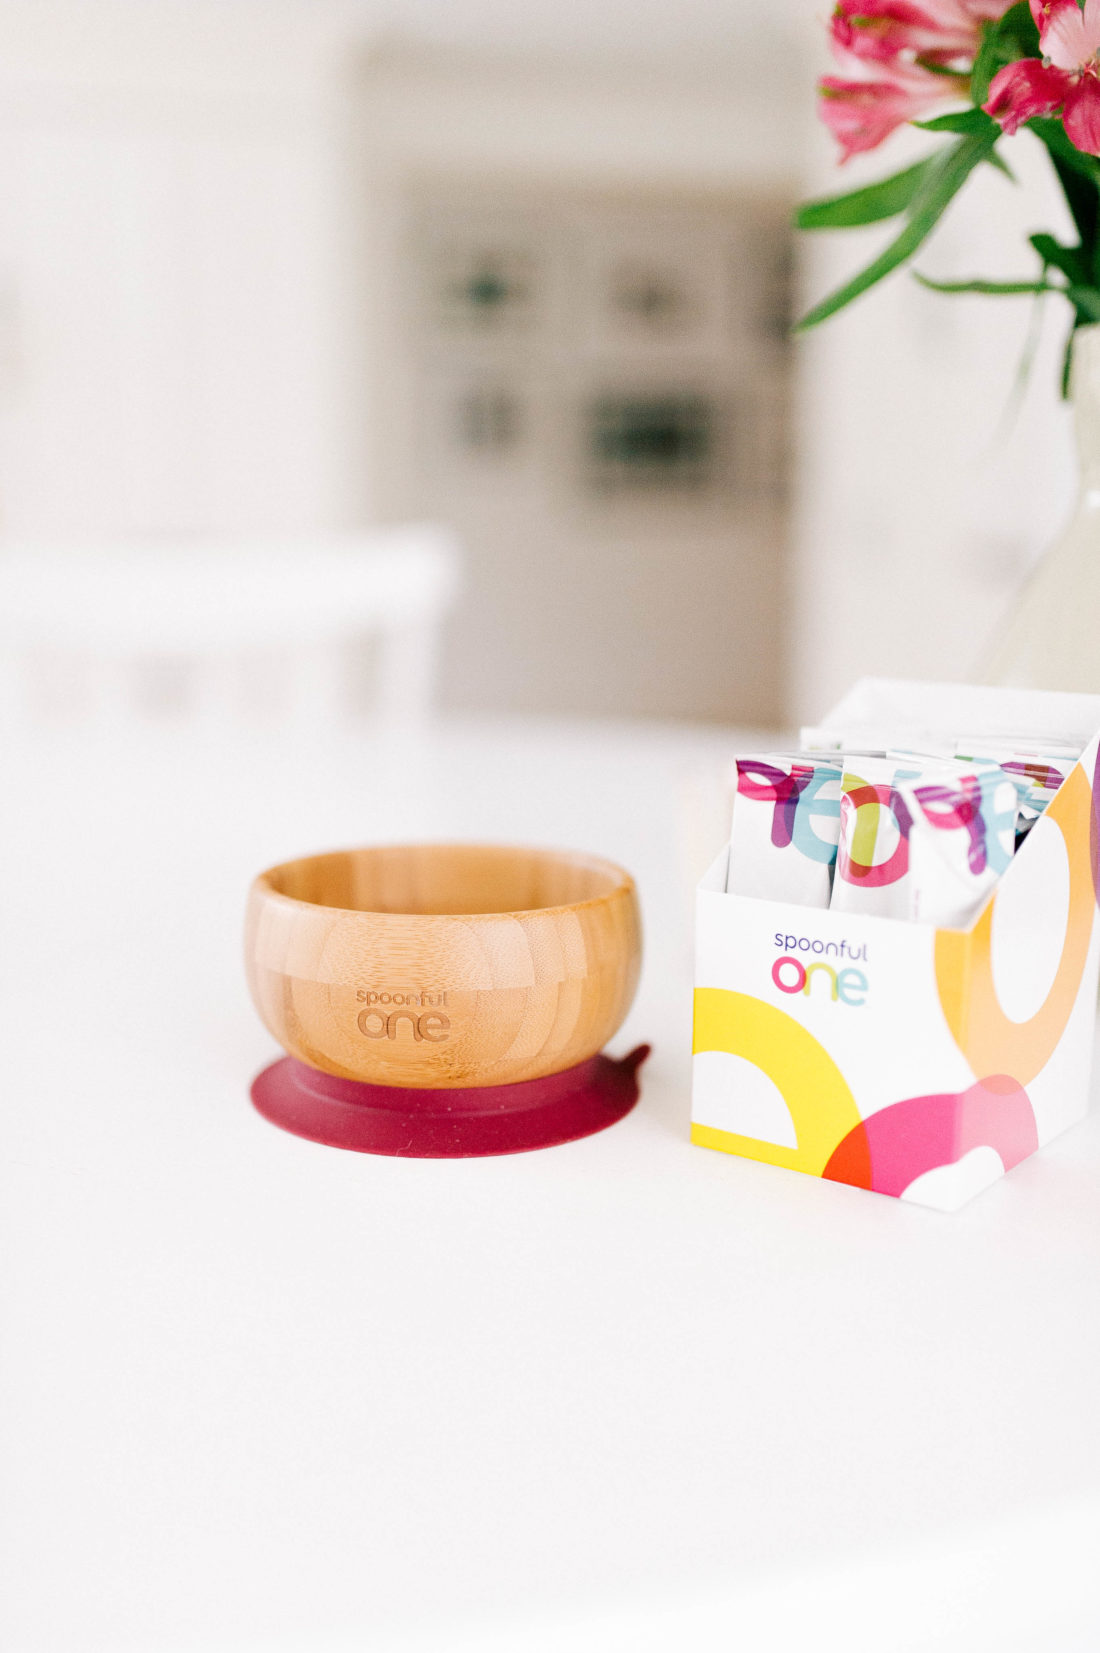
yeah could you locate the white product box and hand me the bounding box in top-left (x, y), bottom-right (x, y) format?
top-left (691, 679), bottom-right (1100, 1210)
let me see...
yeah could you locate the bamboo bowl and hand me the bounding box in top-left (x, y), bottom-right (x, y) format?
top-left (245, 843), bottom-right (643, 1090)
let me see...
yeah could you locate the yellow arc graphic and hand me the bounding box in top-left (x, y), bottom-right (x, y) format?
top-left (692, 988), bottom-right (861, 1175)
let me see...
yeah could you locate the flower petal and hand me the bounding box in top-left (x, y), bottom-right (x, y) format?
top-left (830, 0), bottom-right (996, 64)
top-left (1063, 73), bottom-right (1100, 154)
top-left (831, 0), bottom-right (951, 61)
top-left (1040, 0), bottom-right (1097, 70)
top-left (1030, 0), bottom-right (1068, 36)
top-left (819, 70), bottom-right (948, 158)
top-left (983, 58), bottom-right (1071, 133)
top-left (1083, 0), bottom-right (1100, 59)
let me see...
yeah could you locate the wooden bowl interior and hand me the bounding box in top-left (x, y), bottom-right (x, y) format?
top-left (265, 844), bottom-right (626, 917)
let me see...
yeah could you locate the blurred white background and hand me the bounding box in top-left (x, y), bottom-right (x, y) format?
top-left (0, 0), bottom-right (1081, 725)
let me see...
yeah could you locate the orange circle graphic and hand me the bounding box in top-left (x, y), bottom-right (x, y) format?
top-left (934, 762), bottom-right (1094, 1085)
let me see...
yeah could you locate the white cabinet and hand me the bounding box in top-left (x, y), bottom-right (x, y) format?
top-left (0, 38), bottom-right (347, 538)
top-left (371, 175), bottom-right (796, 723)
top-left (354, 46), bottom-right (805, 723)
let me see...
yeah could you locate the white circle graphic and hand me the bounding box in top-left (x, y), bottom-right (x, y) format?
top-left (990, 814), bottom-right (1071, 1026)
top-left (692, 1049), bottom-right (797, 1148)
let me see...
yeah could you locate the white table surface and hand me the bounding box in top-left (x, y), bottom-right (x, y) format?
top-left (3, 716), bottom-right (1100, 1653)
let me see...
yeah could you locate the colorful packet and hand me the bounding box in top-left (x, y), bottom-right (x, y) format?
top-left (905, 765), bottom-right (1018, 926)
top-left (831, 758), bottom-right (1018, 926)
top-left (954, 742), bottom-right (1077, 815)
top-left (830, 758), bottom-right (916, 919)
top-left (955, 741), bottom-right (1079, 851)
top-left (726, 754), bottom-right (843, 908)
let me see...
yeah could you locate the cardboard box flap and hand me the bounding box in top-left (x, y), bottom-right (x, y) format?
top-left (701, 845), bottom-right (730, 892)
top-left (821, 678), bottom-right (1100, 750)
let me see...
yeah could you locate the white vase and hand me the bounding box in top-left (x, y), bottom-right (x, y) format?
top-left (981, 322), bottom-right (1100, 693)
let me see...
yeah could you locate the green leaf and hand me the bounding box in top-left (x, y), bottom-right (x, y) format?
top-left (794, 126), bottom-right (1000, 332)
top-left (795, 159), bottom-right (936, 230)
top-left (913, 108), bottom-right (998, 136)
top-left (985, 148), bottom-right (1016, 181)
top-left (796, 136), bottom-right (1011, 236)
top-left (912, 108), bottom-right (1012, 178)
top-left (1062, 322), bottom-right (1077, 397)
top-left (995, 0), bottom-right (1041, 55)
top-left (970, 1), bottom-right (1040, 107)
top-left (913, 273), bottom-right (1055, 295)
top-left (970, 25), bottom-right (1002, 109)
top-left (1029, 232), bottom-right (1086, 285)
top-left (1066, 284), bottom-right (1100, 322)
top-left (1028, 117), bottom-right (1100, 187)
top-left (1028, 119), bottom-right (1100, 280)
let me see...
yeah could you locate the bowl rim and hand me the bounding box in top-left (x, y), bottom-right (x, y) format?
top-left (250, 841), bottom-right (638, 923)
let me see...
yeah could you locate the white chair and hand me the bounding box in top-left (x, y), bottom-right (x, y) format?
top-left (0, 525), bottom-right (462, 734)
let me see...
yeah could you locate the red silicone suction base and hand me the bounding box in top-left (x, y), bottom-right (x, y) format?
top-left (250, 1045), bottom-right (650, 1158)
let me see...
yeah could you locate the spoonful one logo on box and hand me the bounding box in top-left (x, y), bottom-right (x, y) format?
top-left (771, 934), bottom-right (868, 1006)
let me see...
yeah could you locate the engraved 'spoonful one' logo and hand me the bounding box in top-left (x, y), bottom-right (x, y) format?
top-left (355, 989), bottom-right (451, 1042)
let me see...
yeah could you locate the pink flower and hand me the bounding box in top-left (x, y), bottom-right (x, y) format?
top-left (829, 0), bottom-right (1014, 66)
top-left (1028, 0), bottom-right (1062, 30)
top-left (984, 56), bottom-right (1072, 133)
top-left (1042, 0), bottom-right (1100, 69)
top-left (1064, 75), bottom-right (1100, 153)
top-left (820, 63), bottom-right (955, 158)
top-left (984, 0), bottom-right (1100, 156)
top-left (820, 0), bottom-right (1016, 157)
top-left (831, 0), bottom-right (977, 63)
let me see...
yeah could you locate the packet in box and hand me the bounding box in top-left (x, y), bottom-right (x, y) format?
top-left (726, 755), bottom-right (842, 908)
top-left (830, 757), bottom-right (1019, 928)
top-left (692, 680), bottom-right (1100, 1211)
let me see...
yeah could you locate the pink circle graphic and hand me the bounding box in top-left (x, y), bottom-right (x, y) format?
top-left (822, 1076), bottom-right (1038, 1198)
